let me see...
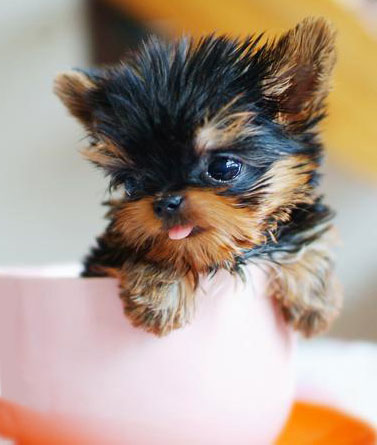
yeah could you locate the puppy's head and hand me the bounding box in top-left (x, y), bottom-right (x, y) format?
top-left (55, 18), bottom-right (336, 274)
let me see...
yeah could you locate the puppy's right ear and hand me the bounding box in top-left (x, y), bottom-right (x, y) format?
top-left (54, 70), bottom-right (97, 127)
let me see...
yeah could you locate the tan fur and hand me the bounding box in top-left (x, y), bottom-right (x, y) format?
top-left (195, 97), bottom-right (258, 152)
top-left (263, 17), bottom-right (336, 127)
top-left (82, 138), bottom-right (134, 170)
top-left (112, 154), bottom-right (316, 277)
top-left (115, 263), bottom-right (196, 336)
top-left (113, 190), bottom-right (264, 277)
top-left (54, 71), bottom-right (95, 124)
top-left (262, 226), bottom-right (342, 336)
top-left (239, 154), bottom-right (317, 240)
top-left (252, 155), bottom-right (317, 222)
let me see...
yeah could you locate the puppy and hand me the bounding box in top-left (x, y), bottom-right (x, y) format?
top-left (55, 17), bottom-right (341, 336)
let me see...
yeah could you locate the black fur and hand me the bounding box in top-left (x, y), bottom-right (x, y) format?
top-left (76, 35), bottom-right (332, 273)
top-left (79, 35), bottom-right (323, 194)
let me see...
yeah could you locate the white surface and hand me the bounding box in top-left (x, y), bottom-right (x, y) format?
top-left (297, 339), bottom-right (377, 426)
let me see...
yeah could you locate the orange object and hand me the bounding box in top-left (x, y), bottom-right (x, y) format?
top-left (276, 401), bottom-right (376, 445)
top-left (0, 398), bottom-right (375, 444)
top-left (0, 399), bottom-right (98, 445)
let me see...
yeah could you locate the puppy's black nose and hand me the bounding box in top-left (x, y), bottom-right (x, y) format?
top-left (154, 195), bottom-right (184, 218)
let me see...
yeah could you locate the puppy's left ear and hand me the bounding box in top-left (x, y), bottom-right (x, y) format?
top-left (263, 17), bottom-right (336, 128)
top-left (54, 70), bottom-right (98, 127)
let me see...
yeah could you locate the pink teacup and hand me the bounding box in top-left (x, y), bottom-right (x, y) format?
top-left (0, 264), bottom-right (295, 443)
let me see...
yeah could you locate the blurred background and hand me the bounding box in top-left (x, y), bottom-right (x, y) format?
top-left (1, 0), bottom-right (376, 341)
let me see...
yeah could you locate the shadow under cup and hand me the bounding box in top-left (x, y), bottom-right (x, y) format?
top-left (0, 265), bottom-right (295, 443)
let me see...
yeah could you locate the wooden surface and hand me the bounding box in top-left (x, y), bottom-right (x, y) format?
top-left (105, 0), bottom-right (377, 179)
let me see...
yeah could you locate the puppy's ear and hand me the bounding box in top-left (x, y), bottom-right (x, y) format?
top-left (264, 17), bottom-right (336, 128)
top-left (54, 70), bottom-right (97, 127)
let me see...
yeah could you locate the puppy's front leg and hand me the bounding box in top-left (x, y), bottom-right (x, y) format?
top-left (116, 262), bottom-right (196, 336)
top-left (270, 229), bottom-right (342, 337)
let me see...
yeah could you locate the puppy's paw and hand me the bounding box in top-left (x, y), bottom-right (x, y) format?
top-left (117, 262), bottom-right (196, 336)
top-left (281, 302), bottom-right (337, 337)
top-left (269, 229), bottom-right (342, 337)
top-left (124, 282), bottom-right (189, 336)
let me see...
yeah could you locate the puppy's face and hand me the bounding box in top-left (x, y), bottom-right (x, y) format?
top-left (55, 18), bottom-right (336, 274)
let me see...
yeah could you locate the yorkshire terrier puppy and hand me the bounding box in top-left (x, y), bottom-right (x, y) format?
top-left (55, 17), bottom-right (341, 337)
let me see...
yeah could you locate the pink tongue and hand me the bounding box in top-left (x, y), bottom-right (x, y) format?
top-left (168, 224), bottom-right (194, 240)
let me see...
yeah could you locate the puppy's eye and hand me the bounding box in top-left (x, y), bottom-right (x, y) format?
top-left (207, 157), bottom-right (242, 182)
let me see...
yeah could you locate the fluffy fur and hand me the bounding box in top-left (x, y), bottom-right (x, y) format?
top-left (55, 17), bottom-right (341, 336)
